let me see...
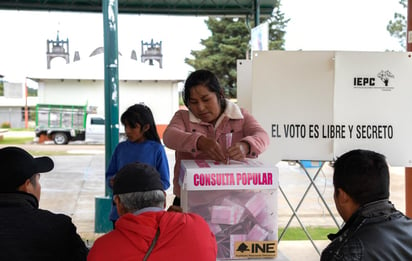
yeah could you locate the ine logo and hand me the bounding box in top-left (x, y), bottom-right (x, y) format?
top-left (236, 243), bottom-right (250, 253)
top-left (353, 70), bottom-right (395, 91)
top-left (234, 241), bottom-right (277, 257)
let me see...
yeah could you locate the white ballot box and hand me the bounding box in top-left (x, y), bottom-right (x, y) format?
top-left (180, 159), bottom-right (279, 260)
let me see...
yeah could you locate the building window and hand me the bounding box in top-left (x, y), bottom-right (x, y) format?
top-left (21, 107), bottom-right (35, 121)
top-left (27, 86), bottom-right (38, 97)
top-left (0, 78), bottom-right (4, 96)
top-left (91, 117), bottom-right (105, 125)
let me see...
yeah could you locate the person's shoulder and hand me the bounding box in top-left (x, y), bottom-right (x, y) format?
top-left (113, 140), bottom-right (130, 150)
top-left (118, 140), bottom-right (131, 146)
top-left (180, 212), bottom-right (214, 234)
top-left (175, 109), bottom-right (189, 116)
top-left (33, 208), bottom-right (77, 231)
top-left (167, 211), bottom-right (209, 225)
top-left (185, 211), bottom-right (209, 221)
top-left (88, 231), bottom-right (119, 260)
top-left (145, 139), bottom-right (164, 148)
top-left (239, 107), bottom-right (252, 117)
top-left (340, 237), bottom-right (363, 259)
top-left (41, 209), bottom-right (73, 222)
top-left (322, 236), bottom-right (363, 261)
top-left (92, 230), bottom-right (118, 245)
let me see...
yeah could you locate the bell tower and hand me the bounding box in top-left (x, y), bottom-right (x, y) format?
top-left (46, 31), bottom-right (70, 69)
top-left (141, 39), bottom-right (162, 68)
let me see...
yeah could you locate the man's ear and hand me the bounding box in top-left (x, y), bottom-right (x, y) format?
top-left (336, 188), bottom-right (350, 204)
top-left (336, 187), bottom-right (359, 221)
top-left (17, 179), bottom-right (32, 193)
top-left (114, 195), bottom-right (127, 216)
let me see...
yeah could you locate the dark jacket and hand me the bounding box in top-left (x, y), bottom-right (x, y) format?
top-left (0, 192), bottom-right (88, 261)
top-left (321, 200), bottom-right (412, 261)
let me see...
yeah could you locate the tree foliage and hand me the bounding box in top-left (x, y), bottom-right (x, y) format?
top-left (387, 0), bottom-right (407, 49)
top-left (185, 0), bottom-right (289, 98)
top-left (267, 1), bottom-right (289, 50)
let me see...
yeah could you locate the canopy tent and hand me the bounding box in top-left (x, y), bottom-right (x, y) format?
top-left (0, 0), bottom-right (275, 16)
top-left (3, 0), bottom-right (412, 229)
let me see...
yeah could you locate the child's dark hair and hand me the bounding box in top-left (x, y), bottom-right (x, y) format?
top-left (121, 104), bottom-right (161, 143)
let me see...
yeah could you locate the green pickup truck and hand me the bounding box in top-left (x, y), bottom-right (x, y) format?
top-left (34, 104), bottom-right (105, 145)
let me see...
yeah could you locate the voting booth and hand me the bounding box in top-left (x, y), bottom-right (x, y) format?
top-left (238, 51), bottom-right (412, 165)
top-left (236, 50), bottom-right (412, 254)
top-left (180, 159), bottom-right (279, 260)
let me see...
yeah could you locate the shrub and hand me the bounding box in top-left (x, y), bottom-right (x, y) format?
top-left (1, 122), bottom-right (11, 128)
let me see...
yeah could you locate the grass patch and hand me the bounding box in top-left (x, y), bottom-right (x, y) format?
top-left (279, 226), bottom-right (338, 240)
top-left (9, 128), bottom-right (35, 131)
top-left (83, 227), bottom-right (339, 244)
top-left (0, 137), bottom-right (34, 145)
top-left (0, 128), bottom-right (35, 145)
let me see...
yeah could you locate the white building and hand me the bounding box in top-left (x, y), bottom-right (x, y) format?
top-left (0, 77), bottom-right (39, 128)
top-left (1, 32), bottom-right (192, 133)
top-left (31, 53), bottom-right (187, 129)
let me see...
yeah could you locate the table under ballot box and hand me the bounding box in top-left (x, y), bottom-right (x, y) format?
top-left (180, 159), bottom-right (279, 260)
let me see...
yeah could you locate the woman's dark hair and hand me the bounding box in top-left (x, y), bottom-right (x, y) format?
top-left (121, 104), bottom-right (160, 143)
top-left (333, 149), bottom-right (389, 205)
top-left (183, 69), bottom-right (226, 111)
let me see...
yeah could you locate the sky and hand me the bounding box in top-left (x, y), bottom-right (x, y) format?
top-left (281, 0), bottom-right (405, 51)
top-left (0, 0), bottom-right (406, 81)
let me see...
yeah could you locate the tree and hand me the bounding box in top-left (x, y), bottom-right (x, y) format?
top-left (268, 1), bottom-right (289, 50)
top-left (387, 0), bottom-right (407, 49)
top-left (185, 0), bottom-right (289, 98)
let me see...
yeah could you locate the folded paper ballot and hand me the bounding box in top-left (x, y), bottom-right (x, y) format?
top-left (245, 193), bottom-right (266, 218)
top-left (211, 205), bottom-right (245, 225)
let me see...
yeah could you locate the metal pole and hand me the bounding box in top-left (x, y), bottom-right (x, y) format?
top-left (405, 0), bottom-right (412, 218)
top-left (95, 0), bottom-right (120, 234)
top-left (103, 0), bottom-right (119, 196)
top-left (254, 0), bottom-right (260, 27)
top-left (24, 78), bottom-right (28, 129)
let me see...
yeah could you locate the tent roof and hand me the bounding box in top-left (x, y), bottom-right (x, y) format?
top-left (0, 0), bottom-right (275, 16)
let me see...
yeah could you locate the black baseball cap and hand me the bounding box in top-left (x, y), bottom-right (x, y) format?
top-left (113, 162), bottom-right (163, 195)
top-left (0, 146), bottom-right (54, 192)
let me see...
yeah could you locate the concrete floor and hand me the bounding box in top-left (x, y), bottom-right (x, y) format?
top-left (2, 141), bottom-right (407, 261)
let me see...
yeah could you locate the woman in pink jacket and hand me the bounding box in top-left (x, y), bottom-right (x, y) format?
top-left (163, 69), bottom-right (270, 207)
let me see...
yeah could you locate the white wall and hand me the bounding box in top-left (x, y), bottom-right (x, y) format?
top-left (37, 79), bottom-right (179, 125)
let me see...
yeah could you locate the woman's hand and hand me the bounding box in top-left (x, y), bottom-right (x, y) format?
top-left (227, 141), bottom-right (250, 162)
top-left (197, 136), bottom-right (226, 162)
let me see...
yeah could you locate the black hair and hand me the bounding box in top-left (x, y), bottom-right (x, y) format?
top-left (120, 104), bottom-right (161, 143)
top-left (333, 149), bottom-right (390, 205)
top-left (183, 69), bottom-right (226, 112)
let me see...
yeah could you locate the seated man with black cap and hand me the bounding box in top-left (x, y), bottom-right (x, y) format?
top-left (0, 146), bottom-right (89, 261)
top-left (88, 162), bottom-right (217, 261)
